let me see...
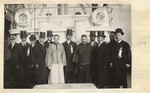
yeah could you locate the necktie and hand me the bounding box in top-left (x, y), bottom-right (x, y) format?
top-left (23, 43), bottom-right (26, 46)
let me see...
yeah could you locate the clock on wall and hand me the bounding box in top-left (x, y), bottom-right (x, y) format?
top-left (92, 8), bottom-right (108, 25)
top-left (15, 9), bottom-right (31, 27)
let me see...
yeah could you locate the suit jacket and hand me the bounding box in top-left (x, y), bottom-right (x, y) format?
top-left (8, 43), bottom-right (19, 66)
top-left (34, 42), bottom-right (47, 81)
top-left (94, 42), bottom-right (108, 87)
top-left (114, 40), bottom-right (131, 80)
top-left (89, 41), bottom-right (98, 61)
top-left (16, 42), bottom-right (31, 80)
top-left (44, 40), bottom-right (54, 49)
top-left (62, 41), bottom-right (77, 71)
top-left (29, 44), bottom-right (37, 67)
top-left (89, 41), bottom-right (98, 49)
top-left (18, 42), bottom-right (31, 68)
top-left (106, 40), bottom-right (118, 68)
top-left (89, 41), bottom-right (98, 81)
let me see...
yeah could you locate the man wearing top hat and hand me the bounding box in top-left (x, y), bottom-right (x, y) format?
top-left (62, 29), bottom-right (77, 83)
top-left (44, 30), bottom-right (54, 83)
top-left (28, 35), bottom-right (37, 87)
top-left (5, 35), bottom-right (19, 88)
top-left (44, 30), bottom-right (54, 49)
top-left (88, 31), bottom-right (98, 83)
top-left (106, 31), bottom-right (118, 88)
top-left (17, 31), bottom-right (32, 88)
top-left (114, 28), bottom-right (131, 88)
top-left (94, 31), bottom-right (109, 88)
top-left (34, 32), bottom-right (47, 84)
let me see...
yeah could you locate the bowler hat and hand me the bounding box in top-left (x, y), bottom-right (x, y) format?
top-left (20, 31), bottom-right (27, 38)
top-left (47, 30), bottom-right (53, 37)
top-left (115, 28), bottom-right (124, 35)
top-left (66, 29), bottom-right (73, 35)
top-left (39, 32), bottom-right (45, 38)
top-left (97, 31), bottom-right (106, 37)
top-left (89, 31), bottom-right (97, 37)
top-left (29, 35), bottom-right (36, 41)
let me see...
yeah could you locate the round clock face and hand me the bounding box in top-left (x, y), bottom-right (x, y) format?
top-left (18, 13), bottom-right (28, 23)
top-left (92, 8), bottom-right (106, 25)
top-left (15, 9), bottom-right (31, 27)
top-left (96, 12), bottom-right (105, 21)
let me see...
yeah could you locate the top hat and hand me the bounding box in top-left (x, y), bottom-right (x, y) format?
top-left (29, 35), bottom-right (36, 41)
top-left (39, 32), bottom-right (45, 38)
top-left (115, 28), bottom-right (124, 35)
top-left (75, 12), bottom-right (81, 15)
top-left (47, 30), bottom-right (53, 37)
top-left (9, 35), bottom-right (16, 40)
top-left (97, 31), bottom-right (106, 37)
top-left (89, 31), bottom-right (97, 37)
top-left (66, 29), bottom-right (73, 35)
top-left (20, 31), bottom-right (28, 38)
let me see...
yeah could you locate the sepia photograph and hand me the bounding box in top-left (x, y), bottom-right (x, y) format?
top-left (4, 4), bottom-right (131, 89)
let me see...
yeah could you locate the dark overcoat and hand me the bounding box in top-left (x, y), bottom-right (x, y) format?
top-left (62, 41), bottom-right (77, 71)
top-left (106, 40), bottom-right (118, 87)
top-left (94, 42), bottom-right (109, 88)
top-left (34, 43), bottom-right (47, 84)
top-left (114, 40), bottom-right (131, 87)
top-left (17, 42), bottom-right (31, 88)
top-left (88, 41), bottom-right (98, 82)
top-left (6, 43), bottom-right (19, 88)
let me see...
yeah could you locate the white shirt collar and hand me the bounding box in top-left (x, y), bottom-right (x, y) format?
top-left (32, 44), bottom-right (35, 47)
top-left (117, 40), bottom-right (122, 43)
top-left (11, 43), bottom-right (15, 48)
top-left (67, 40), bottom-right (71, 44)
top-left (98, 41), bottom-right (104, 47)
top-left (91, 41), bottom-right (95, 46)
top-left (22, 42), bottom-right (26, 45)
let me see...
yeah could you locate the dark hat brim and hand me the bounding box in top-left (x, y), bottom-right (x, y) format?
top-left (47, 34), bottom-right (53, 37)
top-left (66, 34), bottom-right (73, 35)
top-left (39, 36), bottom-right (45, 38)
top-left (115, 32), bottom-right (124, 35)
top-left (98, 35), bottom-right (106, 38)
top-left (20, 35), bottom-right (28, 38)
top-left (89, 35), bottom-right (97, 37)
top-left (29, 37), bottom-right (36, 41)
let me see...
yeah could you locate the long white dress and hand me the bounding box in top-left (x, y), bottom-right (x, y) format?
top-left (45, 43), bottom-right (66, 84)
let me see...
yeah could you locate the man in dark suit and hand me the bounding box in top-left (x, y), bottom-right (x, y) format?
top-left (114, 28), bottom-right (131, 88)
top-left (5, 35), bottom-right (18, 88)
top-left (88, 31), bottom-right (98, 83)
top-left (34, 32), bottom-right (47, 84)
top-left (106, 31), bottom-right (118, 88)
top-left (28, 35), bottom-right (37, 87)
top-left (44, 30), bottom-right (54, 49)
top-left (94, 31), bottom-right (108, 88)
top-left (17, 31), bottom-right (31, 88)
top-left (62, 29), bottom-right (77, 83)
top-left (44, 30), bottom-right (54, 83)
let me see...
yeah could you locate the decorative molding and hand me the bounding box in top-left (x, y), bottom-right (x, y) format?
top-left (85, 26), bottom-right (116, 32)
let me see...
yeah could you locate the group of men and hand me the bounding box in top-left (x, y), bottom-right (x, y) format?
top-left (4, 28), bottom-right (131, 89)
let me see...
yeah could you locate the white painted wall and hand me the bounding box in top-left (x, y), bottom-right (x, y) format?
top-left (13, 4), bottom-right (131, 46)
